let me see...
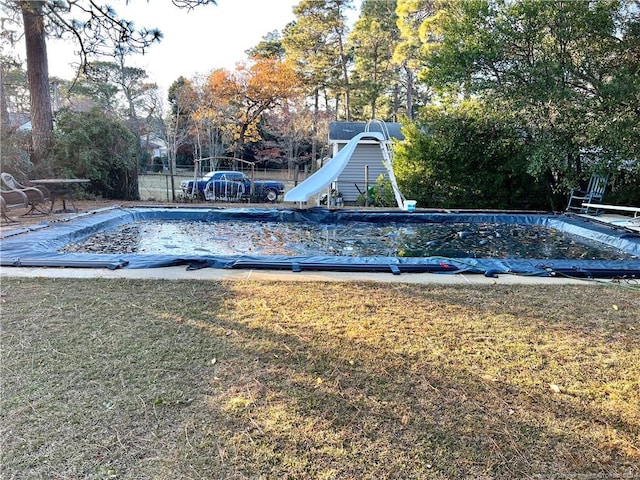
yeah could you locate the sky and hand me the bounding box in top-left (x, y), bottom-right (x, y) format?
top-left (38, 0), bottom-right (361, 94)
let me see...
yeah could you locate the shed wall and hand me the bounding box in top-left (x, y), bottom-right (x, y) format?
top-left (333, 143), bottom-right (388, 202)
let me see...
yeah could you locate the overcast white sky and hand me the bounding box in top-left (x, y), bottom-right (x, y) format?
top-left (37, 0), bottom-right (361, 94)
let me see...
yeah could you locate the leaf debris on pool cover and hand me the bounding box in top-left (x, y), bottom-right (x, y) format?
top-left (60, 220), bottom-right (636, 260)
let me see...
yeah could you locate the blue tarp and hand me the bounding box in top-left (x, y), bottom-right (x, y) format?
top-left (1, 207), bottom-right (639, 278)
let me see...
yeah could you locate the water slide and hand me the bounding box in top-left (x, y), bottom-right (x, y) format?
top-left (284, 131), bottom-right (388, 204)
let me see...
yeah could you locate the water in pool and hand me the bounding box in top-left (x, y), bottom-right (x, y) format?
top-left (61, 219), bottom-right (636, 260)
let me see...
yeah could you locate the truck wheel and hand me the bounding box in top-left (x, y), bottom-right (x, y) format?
top-left (265, 188), bottom-right (278, 203)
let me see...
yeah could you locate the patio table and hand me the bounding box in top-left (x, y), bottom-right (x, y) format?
top-left (31, 178), bottom-right (90, 213)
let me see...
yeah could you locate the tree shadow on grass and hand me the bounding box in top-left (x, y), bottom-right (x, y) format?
top-left (177, 282), bottom-right (640, 479)
top-left (1, 279), bottom-right (638, 479)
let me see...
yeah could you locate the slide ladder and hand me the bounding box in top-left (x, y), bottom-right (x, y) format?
top-left (284, 122), bottom-right (407, 209)
top-left (366, 120), bottom-right (405, 209)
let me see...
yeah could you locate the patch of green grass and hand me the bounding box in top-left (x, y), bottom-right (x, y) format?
top-left (1, 278), bottom-right (638, 479)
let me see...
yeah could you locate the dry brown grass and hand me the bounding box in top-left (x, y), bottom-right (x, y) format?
top-left (1, 278), bottom-right (638, 479)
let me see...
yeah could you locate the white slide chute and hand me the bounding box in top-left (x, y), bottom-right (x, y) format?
top-left (284, 131), bottom-right (405, 208)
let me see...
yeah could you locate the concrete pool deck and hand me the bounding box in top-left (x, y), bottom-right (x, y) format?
top-left (0, 264), bottom-right (609, 285)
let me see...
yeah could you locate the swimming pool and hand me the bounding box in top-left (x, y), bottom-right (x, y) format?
top-left (2, 207), bottom-right (639, 278)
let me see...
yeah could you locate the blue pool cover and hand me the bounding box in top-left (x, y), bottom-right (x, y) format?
top-left (1, 207), bottom-right (639, 278)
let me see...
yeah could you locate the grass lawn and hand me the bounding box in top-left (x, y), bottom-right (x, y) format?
top-left (1, 278), bottom-right (638, 479)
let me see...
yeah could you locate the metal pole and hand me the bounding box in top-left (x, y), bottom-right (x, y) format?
top-left (365, 165), bottom-right (369, 207)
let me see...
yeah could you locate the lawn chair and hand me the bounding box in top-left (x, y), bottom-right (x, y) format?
top-left (0, 172), bottom-right (50, 215)
top-left (566, 173), bottom-right (609, 214)
top-left (1, 190), bottom-right (29, 223)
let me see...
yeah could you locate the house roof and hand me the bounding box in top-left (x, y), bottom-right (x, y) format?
top-left (328, 121), bottom-right (404, 142)
top-left (140, 135), bottom-right (167, 149)
top-left (7, 112), bottom-right (31, 130)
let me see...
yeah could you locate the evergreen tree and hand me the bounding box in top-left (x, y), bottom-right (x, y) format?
top-left (420, 0), bottom-right (639, 204)
top-left (349, 0), bottom-right (400, 120)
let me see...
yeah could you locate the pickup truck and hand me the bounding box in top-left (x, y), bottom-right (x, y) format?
top-left (180, 171), bottom-right (285, 203)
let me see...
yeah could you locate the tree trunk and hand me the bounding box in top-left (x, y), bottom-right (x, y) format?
top-left (405, 64), bottom-right (414, 120)
top-left (312, 88), bottom-right (319, 171)
top-left (21, 1), bottom-right (53, 166)
top-left (0, 68), bottom-right (12, 136)
top-left (337, 35), bottom-right (351, 122)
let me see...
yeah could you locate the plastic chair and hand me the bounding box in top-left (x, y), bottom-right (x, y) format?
top-left (566, 173), bottom-right (609, 214)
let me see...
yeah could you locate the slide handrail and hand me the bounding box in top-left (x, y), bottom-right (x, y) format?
top-left (284, 130), bottom-right (405, 209)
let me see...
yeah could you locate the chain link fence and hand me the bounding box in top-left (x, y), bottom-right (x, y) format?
top-left (138, 173), bottom-right (191, 202)
top-left (137, 170), bottom-right (309, 202)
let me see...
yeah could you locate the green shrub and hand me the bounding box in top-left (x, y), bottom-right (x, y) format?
top-left (394, 103), bottom-right (548, 210)
top-left (152, 156), bottom-right (167, 173)
top-left (355, 176), bottom-right (397, 207)
top-left (0, 129), bottom-right (40, 179)
top-left (52, 109), bottom-right (139, 200)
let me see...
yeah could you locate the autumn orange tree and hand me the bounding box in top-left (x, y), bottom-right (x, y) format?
top-left (200, 57), bottom-right (299, 162)
top-left (194, 69), bottom-right (236, 164)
